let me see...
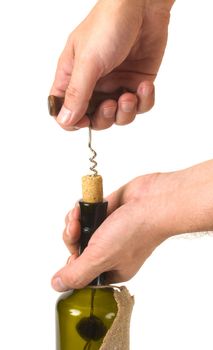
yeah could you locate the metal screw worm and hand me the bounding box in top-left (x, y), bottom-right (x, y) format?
top-left (88, 127), bottom-right (98, 176)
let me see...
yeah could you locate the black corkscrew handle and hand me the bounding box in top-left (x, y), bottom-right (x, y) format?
top-left (79, 200), bottom-right (108, 286)
top-left (48, 87), bottom-right (130, 117)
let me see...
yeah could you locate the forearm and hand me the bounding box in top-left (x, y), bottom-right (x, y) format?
top-left (153, 160), bottom-right (213, 238)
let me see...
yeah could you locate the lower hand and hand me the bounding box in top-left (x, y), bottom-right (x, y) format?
top-left (51, 160), bottom-right (213, 291)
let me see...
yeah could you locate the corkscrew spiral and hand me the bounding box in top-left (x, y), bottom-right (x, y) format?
top-left (88, 126), bottom-right (98, 176)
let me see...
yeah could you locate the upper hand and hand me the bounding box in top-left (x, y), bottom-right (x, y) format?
top-left (49, 0), bottom-right (174, 131)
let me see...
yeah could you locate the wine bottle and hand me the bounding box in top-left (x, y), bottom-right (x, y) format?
top-left (56, 176), bottom-right (118, 350)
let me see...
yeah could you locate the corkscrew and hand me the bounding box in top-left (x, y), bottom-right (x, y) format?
top-left (48, 87), bottom-right (131, 178)
top-left (48, 87), bottom-right (130, 118)
top-left (88, 126), bottom-right (98, 176)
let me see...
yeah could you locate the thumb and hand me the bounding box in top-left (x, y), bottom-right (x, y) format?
top-left (57, 56), bottom-right (102, 127)
top-left (51, 248), bottom-right (105, 291)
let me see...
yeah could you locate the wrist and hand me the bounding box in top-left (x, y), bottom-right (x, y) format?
top-left (146, 161), bottom-right (213, 239)
top-left (97, 0), bottom-right (145, 14)
top-left (144, 0), bottom-right (175, 19)
top-left (146, 0), bottom-right (175, 9)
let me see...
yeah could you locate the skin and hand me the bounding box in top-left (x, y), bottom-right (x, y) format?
top-left (52, 160), bottom-right (213, 291)
top-left (50, 0), bottom-right (175, 131)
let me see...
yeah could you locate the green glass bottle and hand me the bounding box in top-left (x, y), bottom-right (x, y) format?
top-left (56, 200), bottom-right (118, 350)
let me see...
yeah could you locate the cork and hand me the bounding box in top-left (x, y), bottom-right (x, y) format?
top-left (82, 175), bottom-right (103, 203)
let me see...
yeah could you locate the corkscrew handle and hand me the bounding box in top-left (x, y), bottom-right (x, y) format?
top-left (48, 87), bottom-right (129, 117)
top-left (79, 200), bottom-right (108, 286)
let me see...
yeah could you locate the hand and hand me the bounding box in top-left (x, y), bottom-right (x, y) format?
top-left (51, 160), bottom-right (213, 291)
top-left (50, 0), bottom-right (175, 131)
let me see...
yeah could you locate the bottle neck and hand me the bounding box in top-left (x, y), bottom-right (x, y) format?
top-left (79, 200), bottom-right (108, 286)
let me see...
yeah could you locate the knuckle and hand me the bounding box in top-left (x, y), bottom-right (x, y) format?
top-left (139, 85), bottom-right (155, 114)
top-left (92, 119), bottom-right (114, 131)
top-left (58, 123), bottom-right (78, 132)
top-left (115, 119), bottom-right (127, 126)
top-left (66, 85), bottom-right (82, 101)
top-left (65, 210), bottom-right (72, 224)
top-left (62, 228), bottom-right (69, 242)
top-left (144, 102), bottom-right (155, 113)
top-left (85, 246), bottom-right (109, 271)
top-left (68, 274), bottom-right (84, 289)
top-left (65, 214), bottom-right (69, 225)
top-left (115, 115), bottom-right (135, 126)
top-left (138, 98), bottom-right (155, 114)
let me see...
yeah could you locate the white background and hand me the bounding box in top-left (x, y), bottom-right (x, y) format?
top-left (0, 0), bottom-right (213, 349)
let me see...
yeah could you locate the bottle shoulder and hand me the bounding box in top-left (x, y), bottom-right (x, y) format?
top-left (57, 287), bottom-right (115, 302)
top-left (56, 287), bottom-right (117, 313)
top-left (56, 287), bottom-right (118, 348)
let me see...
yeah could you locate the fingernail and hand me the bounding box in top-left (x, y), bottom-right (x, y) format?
top-left (72, 206), bottom-right (79, 220)
top-left (57, 106), bottom-right (73, 125)
top-left (67, 256), bottom-right (72, 265)
top-left (140, 85), bottom-right (154, 97)
top-left (75, 201), bottom-right (80, 208)
top-left (68, 210), bottom-right (73, 221)
top-left (103, 107), bottom-right (116, 118)
top-left (121, 102), bottom-right (135, 113)
top-left (66, 223), bottom-right (72, 237)
top-left (52, 277), bottom-right (67, 292)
